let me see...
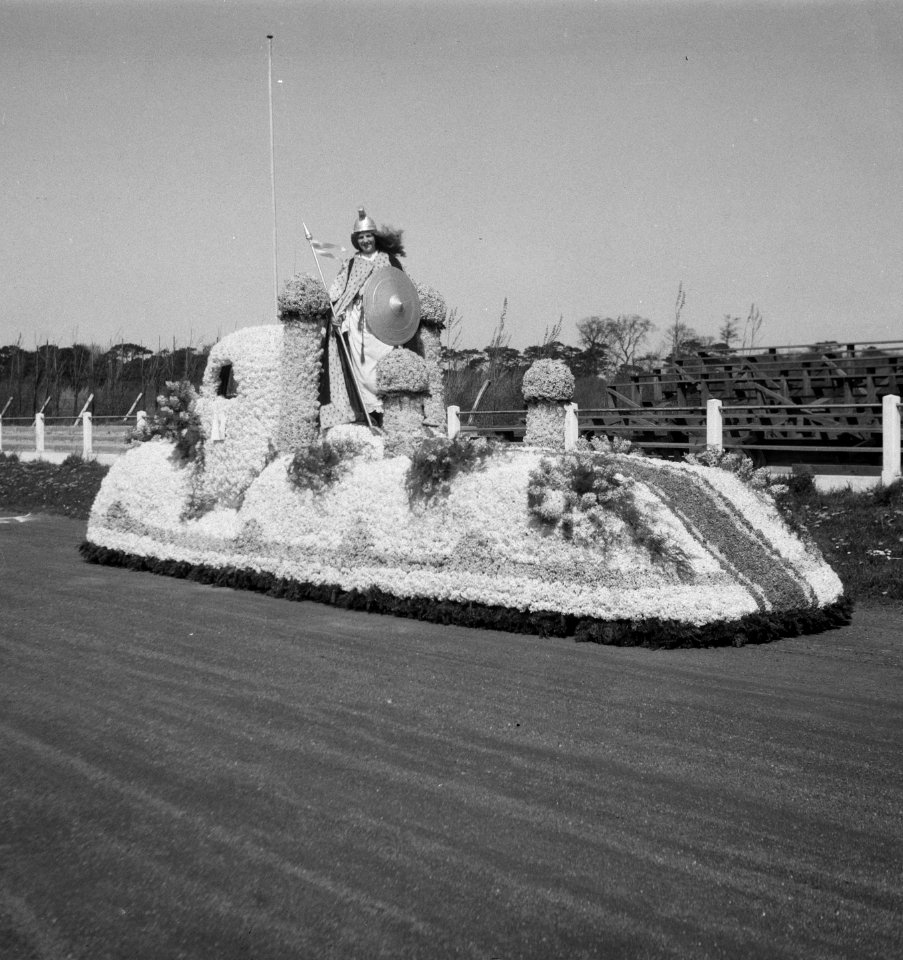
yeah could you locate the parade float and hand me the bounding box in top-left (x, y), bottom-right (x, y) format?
top-left (80, 266), bottom-right (849, 648)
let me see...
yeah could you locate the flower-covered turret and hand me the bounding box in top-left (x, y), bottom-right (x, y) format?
top-left (276, 275), bottom-right (329, 451)
top-left (522, 358), bottom-right (576, 449)
top-left (410, 282), bottom-right (447, 426)
top-left (376, 349), bottom-right (430, 457)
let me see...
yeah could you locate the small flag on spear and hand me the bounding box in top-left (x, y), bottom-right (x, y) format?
top-left (308, 237), bottom-right (346, 259)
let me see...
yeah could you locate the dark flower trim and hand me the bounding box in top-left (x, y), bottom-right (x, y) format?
top-left (623, 459), bottom-right (812, 612)
top-left (78, 541), bottom-right (852, 650)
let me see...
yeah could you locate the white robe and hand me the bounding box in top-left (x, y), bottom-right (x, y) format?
top-left (341, 298), bottom-right (395, 413)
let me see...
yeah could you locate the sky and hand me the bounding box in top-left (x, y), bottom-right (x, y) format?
top-left (3, 0), bottom-right (903, 352)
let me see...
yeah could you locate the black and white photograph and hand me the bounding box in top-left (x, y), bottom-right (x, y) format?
top-left (2, 1), bottom-right (901, 957)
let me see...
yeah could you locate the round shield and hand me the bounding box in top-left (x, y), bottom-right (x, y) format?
top-left (362, 267), bottom-right (421, 345)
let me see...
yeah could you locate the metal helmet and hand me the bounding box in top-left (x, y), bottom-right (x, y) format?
top-left (352, 206), bottom-right (378, 235)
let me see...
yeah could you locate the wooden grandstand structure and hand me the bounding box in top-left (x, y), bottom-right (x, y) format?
top-left (463, 340), bottom-right (903, 471)
top-left (608, 339), bottom-right (902, 408)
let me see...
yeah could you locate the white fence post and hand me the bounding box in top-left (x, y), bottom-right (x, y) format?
top-left (881, 394), bottom-right (901, 486)
top-left (35, 412), bottom-right (45, 455)
top-left (0, 398), bottom-right (9, 453)
top-left (706, 398), bottom-right (723, 451)
top-left (82, 411), bottom-right (93, 459)
top-left (447, 405), bottom-right (460, 440)
top-left (564, 402), bottom-right (579, 451)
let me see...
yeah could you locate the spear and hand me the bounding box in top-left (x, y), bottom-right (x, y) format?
top-left (302, 222), bottom-right (376, 432)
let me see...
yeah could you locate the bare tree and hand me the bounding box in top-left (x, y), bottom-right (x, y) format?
top-left (603, 315), bottom-right (657, 369)
top-left (577, 317), bottom-right (613, 351)
top-left (578, 315), bottom-right (656, 374)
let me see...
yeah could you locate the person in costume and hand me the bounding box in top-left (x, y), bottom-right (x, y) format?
top-left (320, 208), bottom-right (408, 428)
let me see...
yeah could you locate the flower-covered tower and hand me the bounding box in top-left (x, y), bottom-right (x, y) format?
top-left (276, 275), bottom-right (330, 451)
top-left (410, 282), bottom-right (448, 427)
top-left (376, 349), bottom-right (431, 457)
top-left (522, 359), bottom-right (576, 449)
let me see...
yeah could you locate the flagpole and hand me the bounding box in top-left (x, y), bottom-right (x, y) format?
top-left (267, 35), bottom-right (279, 320)
top-left (302, 222), bottom-right (375, 432)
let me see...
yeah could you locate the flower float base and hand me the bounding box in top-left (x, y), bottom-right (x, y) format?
top-left (81, 439), bottom-right (850, 649)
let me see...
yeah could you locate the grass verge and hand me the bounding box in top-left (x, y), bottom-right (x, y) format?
top-left (780, 479), bottom-right (903, 605)
top-left (0, 452), bottom-right (109, 520)
top-left (2, 451), bottom-right (902, 606)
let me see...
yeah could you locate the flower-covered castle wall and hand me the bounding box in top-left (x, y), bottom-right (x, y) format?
top-left (83, 429), bottom-right (849, 647)
top-left (194, 324), bottom-right (284, 507)
top-left (156, 272), bottom-right (449, 509)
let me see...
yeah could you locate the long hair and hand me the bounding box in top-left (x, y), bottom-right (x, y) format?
top-left (351, 224), bottom-right (406, 257)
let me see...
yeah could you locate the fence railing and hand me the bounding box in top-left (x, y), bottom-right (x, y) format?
top-left (0, 412), bottom-right (146, 459)
top-left (5, 400), bottom-right (901, 487)
top-left (448, 396), bottom-right (903, 485)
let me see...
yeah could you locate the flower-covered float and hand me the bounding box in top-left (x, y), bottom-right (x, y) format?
top-left (81, 277), bottom-right (849, 648)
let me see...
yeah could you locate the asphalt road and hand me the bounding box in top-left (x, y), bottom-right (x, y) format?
top-left (1, 515), bottom-right (901, 960)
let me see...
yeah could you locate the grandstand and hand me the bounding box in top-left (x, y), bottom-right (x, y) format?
top-left (588, 339), bottom-right (903, 469)
top-left (465, 340), bottom-right (903, 471)
top-left (609, 340), bottom-right (903, 408)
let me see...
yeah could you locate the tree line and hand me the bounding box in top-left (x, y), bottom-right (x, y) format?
top-left (442, 303), bottom-right (765, 410)
top-left (0, 340), bottom-right (209, 419)
top-left (0, 298), bottom-right (764, 417)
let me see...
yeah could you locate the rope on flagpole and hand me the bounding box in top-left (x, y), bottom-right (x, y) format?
top-left (267, 35), bottom-right (279, 320)
top-left (302, 223), bottom-right (376, 433)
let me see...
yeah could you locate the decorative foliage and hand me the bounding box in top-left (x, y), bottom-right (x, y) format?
top-left (130, 380), bottom-right (203, 462)
top-left (527, 450), bottom-right (689, 573)
top-left (522, 359), bottom-right (575, 403)
top-left (685, 446), bottom-right (774, 492)
top-left (405, 435), bottom-right (497, 504)
top-left (412, 281), bottom-right (447, 331)
top-left (286, 435), bottom-right (374, 494)
top-left (277, 273), bottom-right (332, 325)
top-left (376, 349), bottom-right (429, 396)
top-left (325, 422), bottom-right (385, 458)
top-left (579, 434), bottom-right (635, 456)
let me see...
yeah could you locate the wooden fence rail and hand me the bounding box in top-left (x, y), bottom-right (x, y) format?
top-left (0, 413), bottom-right (144, 459)
top-left (449, 396), bottom-right (903, 484)
top-left (3, 401), bottom-right (900, 487)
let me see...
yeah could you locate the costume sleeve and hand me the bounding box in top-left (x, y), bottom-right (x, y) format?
top-left (328, 259), bottom-right (351, 304)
